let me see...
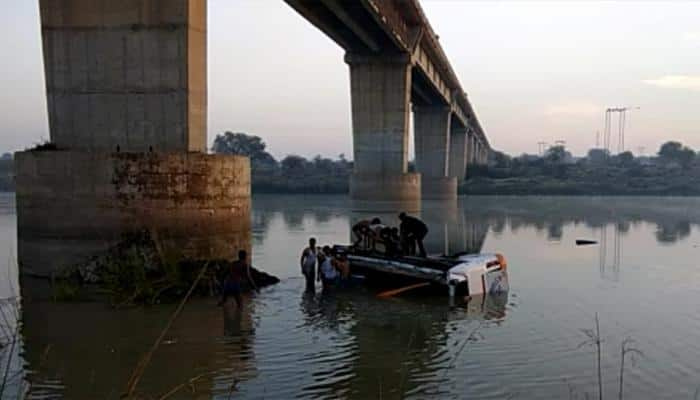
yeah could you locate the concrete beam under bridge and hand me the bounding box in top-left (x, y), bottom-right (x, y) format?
top-left (346, 54), bottom-right (420, 202)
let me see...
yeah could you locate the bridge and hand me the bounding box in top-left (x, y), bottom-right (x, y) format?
top-left (287, 0), bottom-right (490, 200)
top-left (15, 0), bottom-right (490, 276)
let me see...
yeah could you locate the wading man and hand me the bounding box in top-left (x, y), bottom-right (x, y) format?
top-left (220, 249), bottom-right (258, 307)
top-left (300, 237), bottom-right (318, 292)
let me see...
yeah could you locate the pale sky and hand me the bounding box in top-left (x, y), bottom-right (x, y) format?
top-left (0, 0), bottom-right (699, 159)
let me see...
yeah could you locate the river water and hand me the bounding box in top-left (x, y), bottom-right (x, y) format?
top-left (1, 193), bottom-right (700, 399)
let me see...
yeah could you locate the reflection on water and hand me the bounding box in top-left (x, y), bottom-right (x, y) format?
top-left (3, 193), bottom-right (700, 399)
top-left (20, 296), bottom-right (260, 399)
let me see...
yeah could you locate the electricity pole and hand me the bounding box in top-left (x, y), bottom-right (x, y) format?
top-left (603, 107), bottom-right (640, 154)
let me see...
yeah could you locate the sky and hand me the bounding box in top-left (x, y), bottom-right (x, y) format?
top-left (0, 0), bottom-right (699, 159)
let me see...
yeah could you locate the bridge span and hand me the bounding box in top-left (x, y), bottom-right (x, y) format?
top-left (287, 0), bottom-right (490, 200)
top-left (15, 0), bottom-right (490, 275)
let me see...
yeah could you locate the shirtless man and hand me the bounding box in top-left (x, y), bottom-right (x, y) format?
top-left (351, 217), bottom-right (382, 250)
top-left (220, 250), bottom-right (258, 307)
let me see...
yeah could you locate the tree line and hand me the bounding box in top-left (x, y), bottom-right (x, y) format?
top-left (2, 134), bottom-right (699, 196)
top-left (0, 153), bottom-right (13, 192)
top-left (466, 141), bottom-right (700, 195)
top-left (212, 131), bottom-right (352, 193)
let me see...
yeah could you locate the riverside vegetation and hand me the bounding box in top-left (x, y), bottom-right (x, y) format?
top-left (465, 141), bottom-right (700, 196)
top-left (0, 154), bottom-right (12, 192)
top-left (3, 135), bottom-right (699, 195)
top-left (50, 231), bottom-right (279, 306)
top-left (212, 132), bottom-right (700, 196)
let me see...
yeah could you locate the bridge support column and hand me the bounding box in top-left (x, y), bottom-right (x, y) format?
top-left (346, 54), bottom-right (420, 202)
top-left (414, 106), bottom-right (457, 200)
top-left (39, 0), bottom-right (207, 152)
top-left (16, 0), bottom-right (252, 277)
top-left (449, 128), bottom-right (468, 182)
top-left (481, 145), bottom-right (489, 165)
top-left (467, 132), bottom-right (474, 166)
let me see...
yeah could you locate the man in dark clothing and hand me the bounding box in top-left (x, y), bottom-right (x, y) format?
top-left (220, 249), bottom-right (258, 307)
top-left (399, 212), bottom-right (428, 257)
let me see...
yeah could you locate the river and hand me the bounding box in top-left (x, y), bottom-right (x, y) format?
top-left (1, 193), bottom-right (700, 399)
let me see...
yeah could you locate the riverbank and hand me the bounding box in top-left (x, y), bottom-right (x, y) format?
top-left (460, 175), bottom-right (700, 196)
top-left (4, 160), bottom-right (700, 196)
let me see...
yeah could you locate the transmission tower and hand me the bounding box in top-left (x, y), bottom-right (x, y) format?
top-left (603, 107), bottom-right (640, 154)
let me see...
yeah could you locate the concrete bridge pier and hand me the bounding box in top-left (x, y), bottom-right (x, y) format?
top-left (346, 54), bottom-right (420, 202)
top-left (479, 144), bottom-right (489, 165)
top-left (15, 0), bottom-right (252, 277)
top-left (468, 133), bottom-right (477, 165)
top-left (414, 106), bottom-right (457, 200)
top-left (449, 127), bottom-right (468, 182)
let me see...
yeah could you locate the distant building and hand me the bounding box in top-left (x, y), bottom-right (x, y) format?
top-left (0, 153), bottom-right (11, 160)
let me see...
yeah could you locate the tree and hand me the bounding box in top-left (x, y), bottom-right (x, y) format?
top-left (312, 155), bottom-right (338, 175)
top-left (615, 151), bottom-right (635, 166)
top-left (336, 153), bottom-right (351, 173)
top-left (280, 155), bottom-right (308, 177)
top-left (658, 141), bottom-right (682, 160)
top-left (587, 148), bottom-right (608, 164)
top-left (658, 141), bottom-right (695, 166)
top-left (544, 145), bottom-right (570, 164)
top-left (492, 150), bottom-right (511, 168)
top-left (212, 132), bottom-right (277, 172)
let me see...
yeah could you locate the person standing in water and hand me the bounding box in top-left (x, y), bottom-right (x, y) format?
top-left (300, 237), bottom-right (318, 292)
top-left (220, 249), bottom-right (258, 307)
top-left (317, 246), bottom-right (340, 290)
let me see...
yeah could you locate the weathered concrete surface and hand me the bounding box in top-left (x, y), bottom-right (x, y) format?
top-left (414, 106), bottom-right (450, 178)
top-left (346, 54), bottom-right (420, 201)
top-left (472, 138), bottom-right (488, 165)
top-left (39, 0), bottom-right (206, 152)
top-left (449, 128), bottom-right (467, 181)
top-left (414, 106), bottom-right (456, 200)
top-left (468, 133), bottom-right (476, 165)
top-left (15, 151), bottom-right (250, 277)
top-left (478, 145), bottom-right (489, 165)
top-left (420, 177), bottom-right (457, 201)
top-left (349, 172), bottom-right (421, 203)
